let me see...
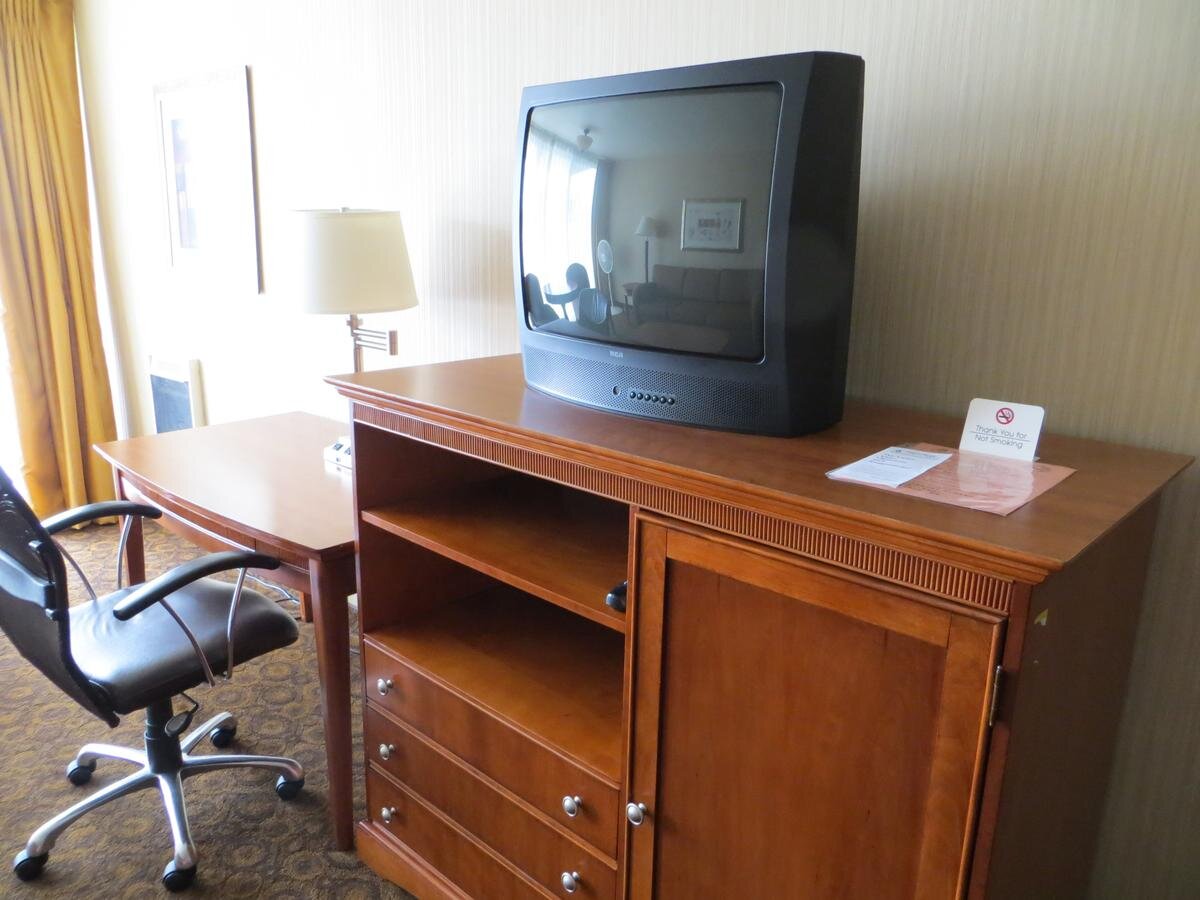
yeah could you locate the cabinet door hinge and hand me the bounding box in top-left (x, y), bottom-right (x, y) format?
top-left (987, 665), bottom-right (1004, 728)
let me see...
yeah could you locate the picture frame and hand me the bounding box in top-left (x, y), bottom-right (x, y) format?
top-left (154, 67), bottom-right (262, 293)
top-left (680, 198), bottom-right (744, 252)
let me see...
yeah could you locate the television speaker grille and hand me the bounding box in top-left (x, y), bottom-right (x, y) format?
top-left (524, 346), bottom-right (781, 432)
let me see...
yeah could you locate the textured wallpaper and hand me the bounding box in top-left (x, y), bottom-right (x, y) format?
top-left (75, 0), bottom-right (1199, 894)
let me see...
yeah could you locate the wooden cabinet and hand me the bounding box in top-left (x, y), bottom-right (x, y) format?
top-left (328, 354), bottom-right (1190, 899)
top-left (627, 520), bottom-right (1000, 899)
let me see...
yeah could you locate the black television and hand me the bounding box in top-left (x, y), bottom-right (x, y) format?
top-left (513, 51), bottom-right (864, 436)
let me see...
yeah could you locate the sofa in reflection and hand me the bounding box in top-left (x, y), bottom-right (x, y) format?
top-left (627, 264), bottom-right (763, 356)
top-left (632, 265), bottom-right (763, 335)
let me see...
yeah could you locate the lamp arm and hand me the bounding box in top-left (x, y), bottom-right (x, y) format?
top-left (347, 313), bottom-right (399, 373)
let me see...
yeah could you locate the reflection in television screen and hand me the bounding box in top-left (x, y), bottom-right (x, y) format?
top-left (520, 84), bottom-right (781, 360)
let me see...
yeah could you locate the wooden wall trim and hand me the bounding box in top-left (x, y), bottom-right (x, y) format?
top-left (353, 402), bottom-right (1016, 616)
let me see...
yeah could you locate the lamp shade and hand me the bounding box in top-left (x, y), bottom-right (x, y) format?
top-left (293, 209), bottom-right (418, 315)
top-left (634, 216), bottom-right (656, 238)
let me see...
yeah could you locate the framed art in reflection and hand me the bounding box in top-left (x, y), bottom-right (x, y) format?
top-left (680, 198), bottom-right (744, 252)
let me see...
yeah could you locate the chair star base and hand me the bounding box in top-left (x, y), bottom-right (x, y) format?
top-left (14, 700), bottom-right (304, 892)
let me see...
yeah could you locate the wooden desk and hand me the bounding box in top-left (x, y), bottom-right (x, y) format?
top-left (328, 354), bottom-right (1189, 899)
top-left (94, 412), bottom-right (357, 851)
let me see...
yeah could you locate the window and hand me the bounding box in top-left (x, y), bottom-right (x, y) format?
top-left (521, 126), bottom-right (598, 315)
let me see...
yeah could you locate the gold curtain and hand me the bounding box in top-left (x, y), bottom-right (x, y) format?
top-left (0, 0), bottom-right (116, 515)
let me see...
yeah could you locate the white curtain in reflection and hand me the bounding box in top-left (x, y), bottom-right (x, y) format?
top-left (522, 127), bottom-right (597, 308)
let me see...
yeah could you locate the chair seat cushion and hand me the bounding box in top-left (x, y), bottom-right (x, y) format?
top-left (70, 578), bottom-right (299, 714)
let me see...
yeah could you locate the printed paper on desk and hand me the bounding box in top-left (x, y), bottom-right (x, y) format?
top-left (826, 446), bottom-right (953, 489)
top-left (960, 398), bottom-right (1045, 461)
top-left (828, 443), bottom-right (1076, 516)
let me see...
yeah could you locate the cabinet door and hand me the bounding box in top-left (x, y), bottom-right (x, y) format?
top-left (625, 520), bottom-right (1002, 900)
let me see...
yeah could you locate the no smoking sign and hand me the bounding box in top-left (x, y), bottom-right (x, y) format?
top-left (961, 399), bottom-right (1045, 462)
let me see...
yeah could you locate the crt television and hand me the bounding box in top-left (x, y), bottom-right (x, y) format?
top-left (514, 51), bottom-right (864, 436)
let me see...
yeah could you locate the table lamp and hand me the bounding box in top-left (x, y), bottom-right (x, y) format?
top-left (294, 208), bottom-right (419, 373)
top-left (294, 208), bottom-right (418, 467)
top-left (634, 215), bottom-right (656, 283)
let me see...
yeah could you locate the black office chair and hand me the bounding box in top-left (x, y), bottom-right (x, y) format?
top-left (0, 467), bottom-right (303, 891)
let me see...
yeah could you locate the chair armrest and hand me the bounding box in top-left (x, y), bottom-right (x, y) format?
top-left (112, 550), bottom-right (279, 621)
top-left (42, 501), bottom-right (162, 535)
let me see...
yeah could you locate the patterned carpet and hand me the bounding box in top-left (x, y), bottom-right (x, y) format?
top-left (0, 521), bottom-right (412, 899)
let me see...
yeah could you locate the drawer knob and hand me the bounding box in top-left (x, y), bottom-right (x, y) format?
top-left (377, 677), bottom-right (394, 696)
top-left (626, 801), bottom-right (648, 826)
top-left (380, 805), bottom-right (395, 824)
top-left (379, 743), bottom-right (395, 761)
top-left (561, 871), bottom-right (581, 894)
top-left (561, 795), bottom-right (582, 817)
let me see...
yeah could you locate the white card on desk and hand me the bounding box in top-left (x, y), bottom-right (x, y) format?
top-left (959, 399), bottom-right (1044, 461)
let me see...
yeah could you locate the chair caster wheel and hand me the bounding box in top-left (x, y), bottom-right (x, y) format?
top-left (162, 861), bottom-right (196, 892)
top-left (275, 775), bottom-right (304, 801)
top-left (13, 850), bottom-right (48, 882)
top-left (67, 760), bottom-right (96, 785)
top-left (209, 724), bottom-right (237, 748)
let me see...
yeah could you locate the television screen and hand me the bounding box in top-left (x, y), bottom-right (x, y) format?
top-left (519, 83), bottom-right (782, 361)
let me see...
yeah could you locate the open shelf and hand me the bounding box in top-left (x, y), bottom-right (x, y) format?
top-left (369, 586), bottom-right (626, 781)
top-left (362, 476), bottom-right (629, 631)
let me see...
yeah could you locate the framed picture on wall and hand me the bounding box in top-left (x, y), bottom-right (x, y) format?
top-left (680, 198), bottom-right (744, 252)
top-left (154, 67), bottom-right (262, 293)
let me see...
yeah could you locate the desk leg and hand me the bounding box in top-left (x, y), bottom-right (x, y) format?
top-left (113, 472), bottom-right (145, 585)
top-left (309, 556), bottom-right (354, 851)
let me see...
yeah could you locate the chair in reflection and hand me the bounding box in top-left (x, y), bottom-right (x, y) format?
top-left (575, 288), bottom-right (613, 335)
top-left (542, 263), bottom-right (591, 323)
top-left (523, 274), bottom-right (558, 327)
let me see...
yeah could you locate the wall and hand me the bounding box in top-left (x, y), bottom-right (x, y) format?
top-left (74, 0), bottom-right (1199, 894)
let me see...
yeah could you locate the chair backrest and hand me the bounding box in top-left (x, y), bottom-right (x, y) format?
top-left (575, 288), bottom-right (611, 333)
top-left (523, 273), bottom-right (558, 327)
top-left (0, 468), bottom-right (118, 725)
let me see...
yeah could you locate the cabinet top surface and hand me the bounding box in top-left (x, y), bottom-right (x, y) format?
top-left (328, 355), bottom-right (1189, 572)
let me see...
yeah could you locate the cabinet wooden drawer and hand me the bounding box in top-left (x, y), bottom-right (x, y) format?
top-left (367, 765), bottom-right (547, 900)
top-left (363, 636), bottom-right (619, 856)
top-left (366, 703), bottom-right (616, 898)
